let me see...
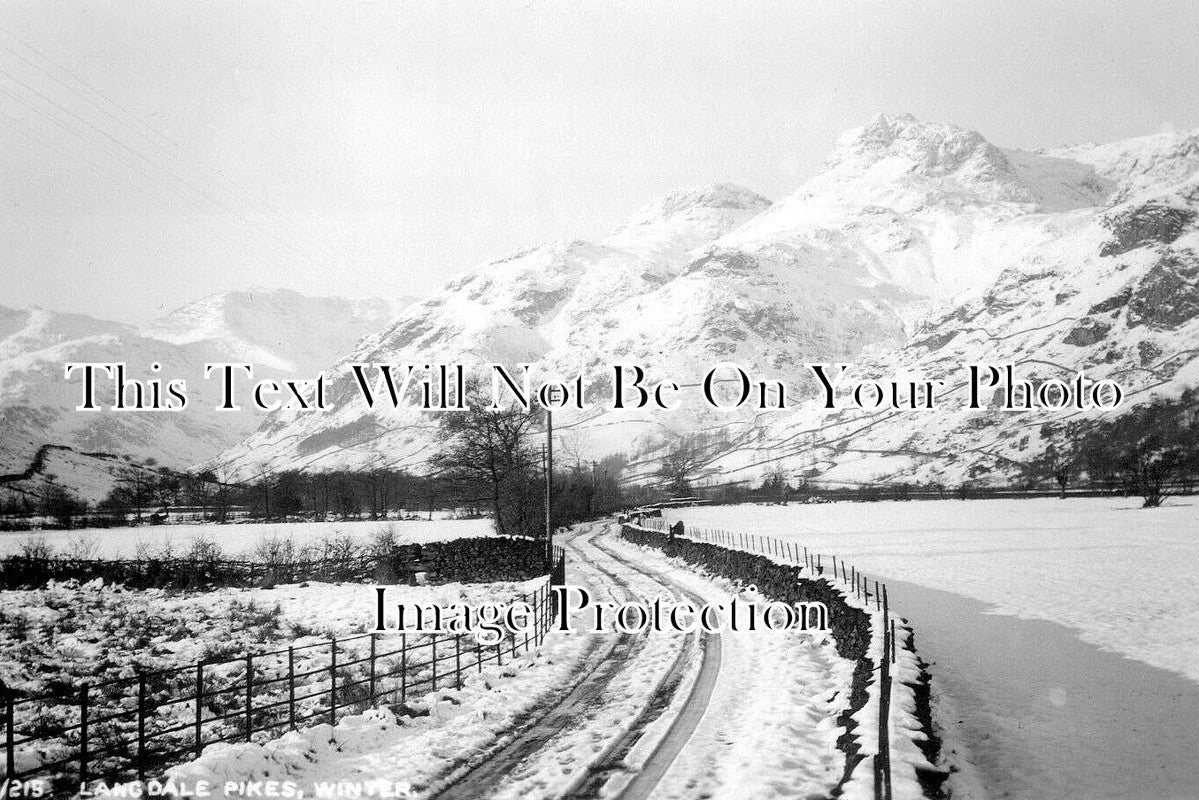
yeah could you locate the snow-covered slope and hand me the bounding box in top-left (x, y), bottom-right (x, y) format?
top-left (215, 176), bottom-right (972, 475)
top-left (0, 304), bottom-right (239, 476)
top-left (208, 115), bottom-right (1199, 485)
top-left (702, 130), bottom-right (1199, 487)
top-left (142, 288), bottom-right (403, 374)
top-left (0, 290), bottom-right (404, 495)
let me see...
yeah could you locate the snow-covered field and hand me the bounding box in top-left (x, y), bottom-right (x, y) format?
top-left (0, 577), bottom-right (537, 698)
top-left (664, 497), bottom-right (1199, 683)
top-left (0, 576), bottom-right (546, 785)
top-left (661, 498), bottom-right (1199, 800)
top-left (0, 518), bottom-right (495, 558)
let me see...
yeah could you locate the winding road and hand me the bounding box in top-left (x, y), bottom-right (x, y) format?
top-left (428, 522), bottom-right (717, 800)
top-left (426, 522), bottom-right (851, 800)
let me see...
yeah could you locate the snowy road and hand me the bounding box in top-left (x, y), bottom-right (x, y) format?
top-left (440, 522), bottom-right (854, 800)
top-left (429, 522), bottom-right (713, 800)
top-left (164, 522), bottom-right (857, 799)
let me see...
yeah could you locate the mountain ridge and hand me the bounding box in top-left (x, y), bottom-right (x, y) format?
top-left (212, 115), bottom-right (1199, 486)
top-left (0, 289), bottom-right (403, 502)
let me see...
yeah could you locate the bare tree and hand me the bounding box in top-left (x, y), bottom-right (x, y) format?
top-left (658, 433), bottom-right (707, 497)
top-left (1079, 391), bottom-right (1199, 508)
top-left (1027, 423), bottom-right (1080, 499)
top-left (435, 400), bottom-right (542, 537)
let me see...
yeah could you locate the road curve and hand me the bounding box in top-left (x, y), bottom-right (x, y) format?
top-left (427, 522), bottom-right (721, 800)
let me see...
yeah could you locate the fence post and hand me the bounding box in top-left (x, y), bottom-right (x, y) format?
top-left (287, 647), bottom-right (296, 730)
top-left (542, 583), bottom-right (550, 642)
top-left (455, 636), bottom-right (462, 691)
top-left (875, 580), bottom-right (881, 610)
top-left (369, 634), bottom-right (377, 706)
top-left (523, 593), bottom-right (531, 652)
top-left (5, 691), bottom-right (12, 782)
top-left (79, 682), bottom-right (89, 787)
top-left (245, 654), bottom-right (253, 740)
top-left (194, 663), bottom-right (204, 758)
top-left (531, 587), bottom-right (539, 646)
top-left (137, 670), bottom-right (147, 782)
top-left (329, 637), bottom-right (338, 723)
top-left (431, 637), bottom-right (438, 692)
top-left (878, 615), bottom-right (893, 800)
top-left (400, 634), bottom-right (408, 706)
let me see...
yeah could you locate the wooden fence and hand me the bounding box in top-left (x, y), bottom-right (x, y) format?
top-left (2, 547), bottom-right (566, 795)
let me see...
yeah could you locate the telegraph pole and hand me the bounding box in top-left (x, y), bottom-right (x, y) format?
top-left (544, 407), bottom-right (553, 561)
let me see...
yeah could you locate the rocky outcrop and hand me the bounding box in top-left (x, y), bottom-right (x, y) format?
top-left (1127, 249), bottom-right (1199, 329)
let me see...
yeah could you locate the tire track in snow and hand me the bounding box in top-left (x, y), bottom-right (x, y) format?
top-left (428, 522), bottom-right (721, 800)
top-left (426, 523), bottom-right (671, 800)
top-left (564, 530), bottom-right (722, 800)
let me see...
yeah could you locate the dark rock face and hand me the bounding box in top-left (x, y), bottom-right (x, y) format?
top-left (1127, 249), bottom-right (1199, 329)
top-left (1100, 202), bottom-right (1195, 257)
top-left (1088, 288), bottom-right (1132, 314)
top-left (684, 249), bottom-right (759, 276)
top-left (296, 416), bottom-right (379, 456)
top-left (1063, 318), bottom-right (1113, 346)
top-left (1138, 340), bottom-right (1163, 366)
top-left (911, 329), bottom-right (959, 350)
top-left (513, 287), bottom-right (571, 325)
top-left (737, 305), bottom-right (803, 340)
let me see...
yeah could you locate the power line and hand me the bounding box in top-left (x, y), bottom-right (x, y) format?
top-left (0, 27), bottom-right (342, 264)
top-left (0, 98), bottom-right (322, 271)
top-left (0, 52), bottom-right (337, 272)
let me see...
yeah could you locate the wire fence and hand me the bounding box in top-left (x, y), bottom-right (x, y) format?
top-left (2, 547), bottom-right (566, 795)
top-left (632, 517), bottom-right (898, 800)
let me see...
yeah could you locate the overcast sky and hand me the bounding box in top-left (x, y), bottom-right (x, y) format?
top-left (3, 0), bottom-right (1198, 324)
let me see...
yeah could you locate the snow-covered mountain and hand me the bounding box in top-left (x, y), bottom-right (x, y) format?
top-left (0, 290), bottom-right (402, 501)
top-left (190, 116), bottom-right (1199, 486)
top-left (143, 289), bottom-right (407, 374)
top-left (703, 128), bottom-right (1199, 487)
